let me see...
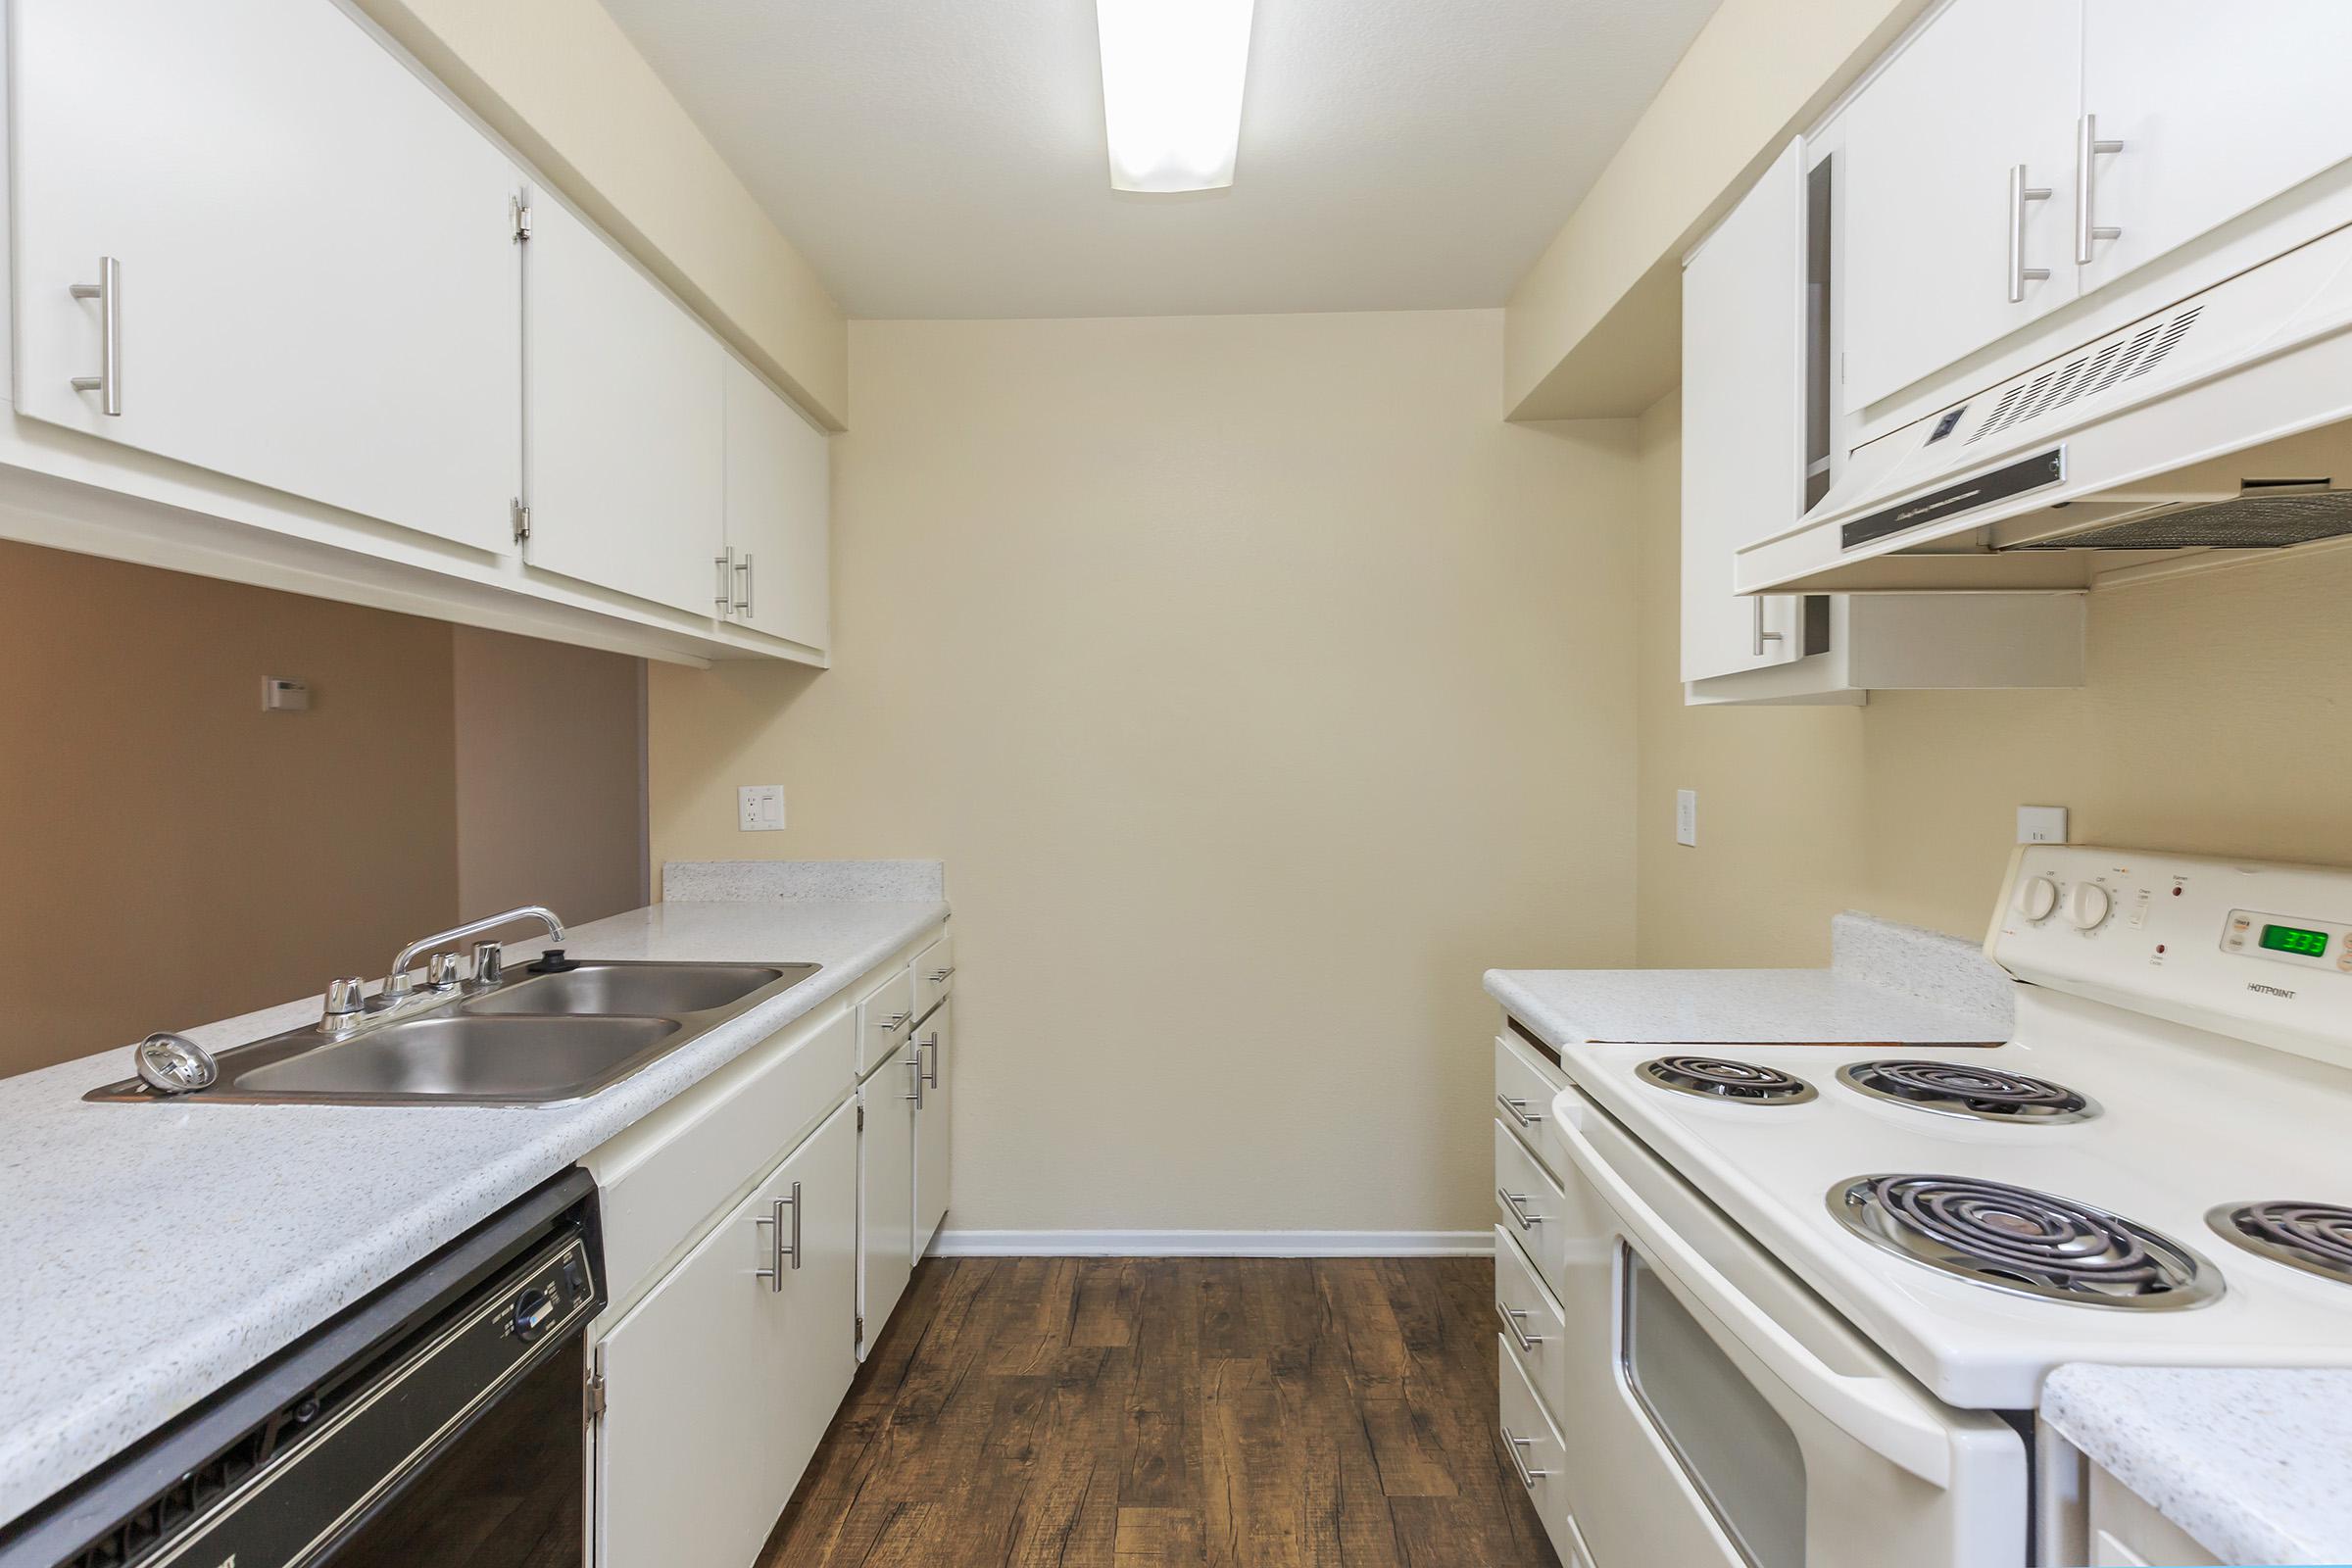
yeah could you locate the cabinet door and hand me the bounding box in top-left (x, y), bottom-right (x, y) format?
top-left (12, 0), bottom-right (519, 551)
top-left (1842, 0), bottom-right (2082, 412)
top-left (598, 1101), bottom-right (857, 1568)
top-left (1682, 142), bottom-right (1807, 684)
top-left (2079, 2), bottom-right (2352, 295)
top-left (858, 1056), bottom-right (917, 1353)
top-left (523, 194), bottom-right (726, 616)
top-left (721, 359), bottom-right (832, 650)
top-left (912, 999), bottom-right (954, 1259)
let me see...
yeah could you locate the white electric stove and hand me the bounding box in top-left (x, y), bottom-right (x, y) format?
top-left (1535, 845), bottom-right (2352, 1568)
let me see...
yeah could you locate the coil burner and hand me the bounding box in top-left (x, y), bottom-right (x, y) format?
top-left (1838, 1059), bottom-right (2097, 1124)
top-left (1829, 1174), bottom-right (2223, 1309)
top-left (2206, 1201), bottom-right (2352, 1287)
top-left (1636, 1056), bottom-right (1817, 1105)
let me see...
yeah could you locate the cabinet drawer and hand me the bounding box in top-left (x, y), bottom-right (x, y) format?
top-left (1497, 1329), bottom-right (1573, 1546)
top-left (1493, 1223), bottom-right (1568, 1416)
top-left (856, 963), bottom-right (916, 1077)
top-left (913, 928), bottom-right (956, 1020)
top-left (1494, 1031), bottom-right (1566, 1176)
top-left (590, 1007), bottom-right (856, 1312)
top-left (1494, 1120), bottom-right (1568, 1297)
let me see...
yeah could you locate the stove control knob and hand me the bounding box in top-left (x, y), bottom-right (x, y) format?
top-left (2065, 881), bottom-right (2112, 931)
top-left (2016, 875), bottom-right (2060, 922)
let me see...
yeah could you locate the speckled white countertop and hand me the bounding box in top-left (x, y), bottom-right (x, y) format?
top-left (1486, 911), bottom-right (2015, 1047)
top-left (2044, 1365), bottom-right (2352, 1566)
top-left (0, 878), bottom-right (948, 1529)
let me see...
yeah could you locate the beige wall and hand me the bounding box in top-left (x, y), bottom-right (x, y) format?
top-left (650, 310), bottom-right (1642, 1234)
top-left (355, 0), bottom-right (849, 427)
top-left (453, 626), bottom-right (648, 927)
top-left (0, 544), bottom-right (460, 1076)
top-left (1634, 392), bottom-right (2352, 965)
top-left (1504, 0), bottom-right (1927, 419)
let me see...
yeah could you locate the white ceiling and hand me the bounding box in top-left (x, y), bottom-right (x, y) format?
top-left (598, 0), bottom-right (1721, 320)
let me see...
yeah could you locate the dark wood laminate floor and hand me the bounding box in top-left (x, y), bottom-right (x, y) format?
top-left (760, 1256), bottom-right (1561, 1568)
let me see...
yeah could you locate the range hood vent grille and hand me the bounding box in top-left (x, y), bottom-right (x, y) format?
top-left (2006, 487), bottom-right (2352, 551)
top-left (1965, 306), bottom-right (2205, 449)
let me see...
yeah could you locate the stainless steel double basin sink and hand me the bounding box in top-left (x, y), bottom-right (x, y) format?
top-left (86, 960), bottom-right (820, 1106)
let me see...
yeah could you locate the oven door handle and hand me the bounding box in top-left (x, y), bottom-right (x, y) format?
top-left (1552, 1109), bottom-right (1956, 1488)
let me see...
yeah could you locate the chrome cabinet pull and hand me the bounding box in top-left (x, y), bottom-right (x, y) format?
top-left (69, 257), bottom-right (122, 416)
top-left (714, 547), bottom-right (734, 615)
top-left (904, 1047), bottom-right (924, 1107)
top-left (928, 965), bottom-right (956, 984)
top-left (753, 1184), bottom-right (802, 1288)
top-left (1751, 593), bottom-right (1783, 658)
top-left (918, 1032), bottom-right (940, 1090)
top-left (1496, 1093), bottom-right (1544, 1130)
top-left (1494, 1298), bottom-right (1544, 1353)
top-left (2074, 114), bottom-right (2125, 265)
top-left (733, 552), bottom-right (754, 616)
top-left (1501, 1427), bottom-right (1550, 1489)
top-left (877, 1009), bottom-right (911, 1032)
top-left (1497, 1187), bottom-right (1546, 1231)
top-left (2007, 165), bottom-right (2053, 303)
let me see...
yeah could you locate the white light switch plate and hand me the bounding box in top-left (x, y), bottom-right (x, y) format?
top-left (2017, 805), bottom-right (2069, 845)
top-left (1675, 790), bottom-right (1698, 848)
top-left (737, 783), bottom-right (785, 832)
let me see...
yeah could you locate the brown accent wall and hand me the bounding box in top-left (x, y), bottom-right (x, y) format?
top-left (0, 543), bottom-right (459, 1075)
top-left (0, 542), bottom-right (648, 1079)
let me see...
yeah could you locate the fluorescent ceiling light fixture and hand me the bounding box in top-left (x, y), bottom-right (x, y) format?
top-left (1096, 0), bottom-right (1256, 193)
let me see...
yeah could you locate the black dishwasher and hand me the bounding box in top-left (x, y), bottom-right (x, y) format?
top-left (0, 1170), bottom-right (604, 1568)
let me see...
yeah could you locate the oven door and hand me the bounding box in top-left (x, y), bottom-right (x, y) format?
top-left (1546, 1085), bottom-right (2027, 1568)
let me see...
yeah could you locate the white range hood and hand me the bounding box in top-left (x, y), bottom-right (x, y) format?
top-left (1739, 220), bottom-right (2352, 593)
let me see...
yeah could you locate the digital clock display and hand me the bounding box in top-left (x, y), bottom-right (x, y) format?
top-left (2260, 923), bottom-right (2331, 957)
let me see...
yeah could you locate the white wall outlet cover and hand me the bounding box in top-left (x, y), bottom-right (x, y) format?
top-left (737, 783), bottom-right (786, 832)
top-left (2017, 805), bottom-right (2069, 845)
top-left (1675, 789), bottom-right (1698, 848)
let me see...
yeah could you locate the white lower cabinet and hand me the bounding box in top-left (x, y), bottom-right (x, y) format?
top-left (912, 998), bottom-right (954, 1259)
top-left (596, 1098), bottom-right (857, 1568)
top-left (858, 1043), bottom-right (919, 1352)
top-left (587, 923), bottom-right (956, 1564)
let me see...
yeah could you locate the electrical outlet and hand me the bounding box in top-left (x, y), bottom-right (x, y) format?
top-left (737, 784), bottom-right (785, 833)
top-left (1675, 790), bottom-right (1698, 848)
top-left (2017, 805), bottom-right (2069, 845)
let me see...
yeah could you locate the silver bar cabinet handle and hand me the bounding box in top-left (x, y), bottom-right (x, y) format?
top-left (69, 257), bottom-right (122, 416)
top-left (1497, 1188), bottom-right (1545, 1231)
top-left (714, 547), bottom-right (734, 615)
top-left (2007, 165), bottom-right (2052, 303)
top-left (1751, 594), bottom-right (1783, 658)
top-left (904, 1047), bottom-right (924, 1107)
top-left (1501, 1427), bottom-right (1550, 1489)
top-left (733, 552), bottom-right (754, 616)
top-left (928, 965), bottom-right (956, 984)
top-left (2074, 114), bottom-right (2124, 265)
top-left (753, 1191), bottom-right (798, 1289)
top-left (1496, 1093), bottom-right (1544, 1130)
top-left (919, 1032), bottom-right (940, 1090)
top-left (1494, 1298), bottom-right (1544, 1353)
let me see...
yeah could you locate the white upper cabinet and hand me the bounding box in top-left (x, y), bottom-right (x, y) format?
top-left (11, 0), bottom-right (520, 552)
top-left (2078, 1), bottom-right (2352, 295)
top-left (1842, 0), bottom-right (2083, 413)
top-left (720, 359), bottom-right (832, 651)
top-left (1683, 142), bottom-right (1808, 685)
top-left (522, 193), bottom-right (727, 617)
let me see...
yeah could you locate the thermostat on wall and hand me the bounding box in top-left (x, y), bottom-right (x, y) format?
top-left (262, 677), bottom-right (311, 712)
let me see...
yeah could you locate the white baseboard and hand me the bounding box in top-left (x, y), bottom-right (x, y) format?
top-left (930, 1229), bottom-right (1494, 1258)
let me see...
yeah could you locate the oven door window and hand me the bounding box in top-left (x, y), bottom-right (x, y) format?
top-left (1621, 1246), bottom-right (1806, 1568)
